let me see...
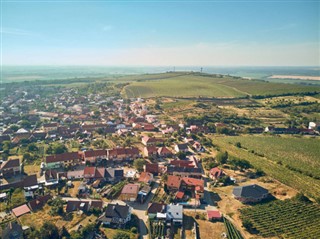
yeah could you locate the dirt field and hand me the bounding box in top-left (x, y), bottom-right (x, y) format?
top-left (184, 212), bottom-right (225, 239)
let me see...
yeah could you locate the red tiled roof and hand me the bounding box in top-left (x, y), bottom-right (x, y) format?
top-left (121, 184), bottom-right (139, 195)
top-left (170, 160), bottom-right (194, 168)
top-left (84, 167), bottom-right (95, 176)
top-left (207, 210), bottom-right (222, 219)
top-left (176, 191), bottom-right (185, 199)
top-left (182, 177), bottom-right (204, 188)
top-left (12, 204), bottom-right (31, 217)
top-left (157, 147), bottom-right (172, 155)
top-left (167, 175), bottom-right (181, 189)
top-left (108, 147), bottom-right (139, 156)
top-left (210, 167), bottom-right (224, 178)
top-left (138, 172), bottom-right (153, 183)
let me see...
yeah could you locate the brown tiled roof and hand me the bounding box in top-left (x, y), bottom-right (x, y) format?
top-left (84, 149), bottom-right (107, 158)
top-left (121, 184), bottom-right (139, 195)
top-left (147, 202), bottom-right (166, 214)
top-left (145, 146), bottom-right (157, 154)
top-left (28, 194), bottom-right (52, 211)
top-left (45, 152), bottom-right (80, 163)
top-left (23, 174), bottom-right (38, 187)
top-left (90, 200), bottom-right (103, 210)
top-left (0, 159), bottom-right (20, 170)
top-left (145, 163), bottom-right (159, 174)
top-left (108, 147), bottom-right (139, 156)
top-left (170, 160), bottom-right (194, 168)
top-left (182, 177), bottom-right (204, 188)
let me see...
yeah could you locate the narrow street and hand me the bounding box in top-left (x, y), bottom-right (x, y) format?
top-left (127, 180), bottom-right (159, 239)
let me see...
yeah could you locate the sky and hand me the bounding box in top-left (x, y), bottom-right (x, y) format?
top-left (1, 0), bottom-right (319, 66)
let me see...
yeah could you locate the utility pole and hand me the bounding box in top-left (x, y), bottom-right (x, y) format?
top-left (200, 67), bottom-right (203, 73)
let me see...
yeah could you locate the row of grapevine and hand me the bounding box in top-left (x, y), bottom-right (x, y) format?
top-left (240, 200), bottom-right (320, 238)
top-left (223, 217), bottom-right (244, 239)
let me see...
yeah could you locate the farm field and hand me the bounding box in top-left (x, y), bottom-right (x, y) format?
top-left (122, 73), bottom-right (320, 98)
top-left (123, 75), bottom-right (246, 98)
top-left (240, 199), bottom-right (320, 239)
top-left (211, 135), bottom-right (320, 200)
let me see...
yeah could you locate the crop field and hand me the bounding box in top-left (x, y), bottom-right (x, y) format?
top-left (122, 73), bottom-right (320, 98)
top-left (223, 217), bottom-right (244, 239)
top-left (240, 200), bottom-right (320, 238)
top-left (123, 75), bottom-right (246, 98)
top-left (211, 135), bottom-right (320, 199)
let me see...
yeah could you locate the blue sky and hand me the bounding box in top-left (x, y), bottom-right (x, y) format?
top-left (1, 0), bottom-right (319, 66)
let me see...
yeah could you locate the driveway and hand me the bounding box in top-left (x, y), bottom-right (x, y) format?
top-left (127, 180), bottom-right (160, 239)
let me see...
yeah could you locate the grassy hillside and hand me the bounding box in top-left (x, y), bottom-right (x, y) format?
top-left (211, 135), bottom-right (320, 200)
top-left (123, 73), bottom-right (320, 98)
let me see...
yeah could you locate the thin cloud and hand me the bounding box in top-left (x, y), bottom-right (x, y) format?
top-left (0, 27), bottom-right (38, 36)
top-left (260, 23), bottom-right (297, 33)
top-left (102, 25), bottom-right (114, 32)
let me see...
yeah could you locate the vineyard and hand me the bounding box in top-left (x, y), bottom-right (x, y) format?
top-left (149, 219), bottom-right (166, 239)
top-left (211, 135), bottom-right (320, 199)
top-left (223, 217), bottom-right (244, 239)
top-left (240, 199), bottom-right (320, 238)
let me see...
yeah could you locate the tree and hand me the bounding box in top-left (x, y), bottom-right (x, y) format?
top-left (39, 221), bottom-right (60, 239)
top-left (49, 197), bottom-right (64, 216)
top-left (23, 153), bottom-right (33, 163)
top-left (47, 143), bottom-right (68, 155)
top-left (10, 124), bottom-right (19, 132)
top-left (113, 232), bottom-right (130, 239)
top-left (28, 143), bottom-right (39, 152)
top-left (216, 151), bottom-right (228, 164)
top-left (133, 158), bottom-right (145, 172)
top-left (20, 120), bottom-right (32, 129)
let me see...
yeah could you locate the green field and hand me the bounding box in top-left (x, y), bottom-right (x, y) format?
top-left (123, 73), bottom-right (320, 98)
top-left (211, 135), bottom-right (320, 200)
top-left (123, 75), bottom-right (246, 98)
top-left (240, 199), bottom-right (320, 239)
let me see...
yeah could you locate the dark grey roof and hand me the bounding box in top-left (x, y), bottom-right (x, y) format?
top-left (177, 144), bottom-right (188, 150)
top-left (167, 166), bottom-right (201, 174)
top-left (105, 168), bottom-right (123, 178)
top-left (233, 184), bottom-right (268, 199)
top-left (99, 203), bottom-right (129, 221)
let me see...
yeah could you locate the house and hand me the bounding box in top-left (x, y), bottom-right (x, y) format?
top-left (23, 174), bottom-right (39, 191)
top-left (138, 172), bottom-right (154, 185)
top-left (42, 122), bottom-right (58, 132)
top-left (209, 167), bottom-right (225, 180)
top-left (0, 159), bottom-right (21, 177)
top-left (28, 194), bottom-right (52, 211)
top-left (143, 146), bottom-right (158, 158)
top-left (66, 201), bottom-right (90, 213)
top-left (2, 221), bottom-right (23, 239)
top-left (82, 149), bottom-right (107, 164)
top-left (147, 202), bottom-right (167, 219)
top-left (45, 152), bottom-right (81, 169)
top-left (207, 210), bottom-right (222, 221)
top-left (119, 184), bottom-right (140, 201)
top-left (180, 177), bottom-right (204, 199)
top-left (166, 175), bottom-right (181, 191)
top-left (105, 168), bottom-right (124, 183)
top-left (98, 203), bottom-right (132, 226)
top-left (141, 136), bottom-right (158, 146)
top-left (67, 169), bottom-right (84, 180)
top-left (166, 204), bottom-right (183, 225)
top-left (309, 122), bottom-right (320, 131)
top-left (192, 141), bottom-right (203, 151)
top-left (166, 176), bottom-right (204, 199)
top-left (233, 184), bottom-right (269, 203)
top-left (44, 170), bottom-right (59, 186)
top-left (66, 200), bottom-right (103, 213)
top-left (12, 204), bottom-right (31, 217)
top-left (166, 166), bottom-right (202, 178)
top-left (107, 147), bottom-right (140, 162)
top-left (138, 185), bottom-right (151, 203)
top-left (157, 147), bottom-right (173, 158)
top-left (174, 143), bottom-right (189, 153)
top-left (144, 163), bottom-right (160, 176)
